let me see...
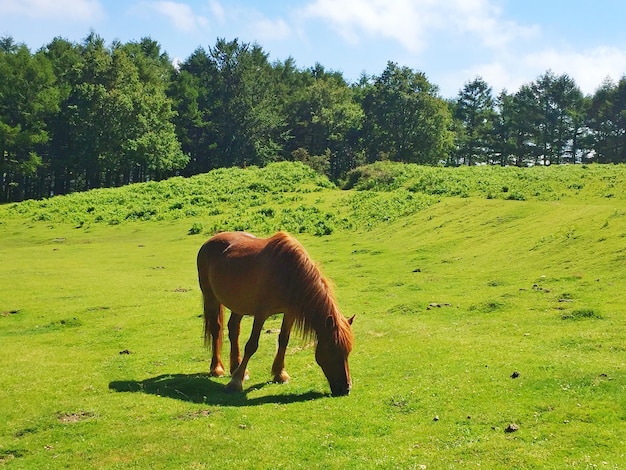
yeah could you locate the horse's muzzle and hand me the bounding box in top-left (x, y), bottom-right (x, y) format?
top-left (330, 383), bottom-right (351, 397)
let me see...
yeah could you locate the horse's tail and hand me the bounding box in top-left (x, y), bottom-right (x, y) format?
top-left (203, 303), bottom-right (224, 349)
top-left (197, 242), bottom-right (223, 349)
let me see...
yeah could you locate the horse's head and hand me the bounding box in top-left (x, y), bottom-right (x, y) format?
top-left (315, 315), bottom-right (354, 396)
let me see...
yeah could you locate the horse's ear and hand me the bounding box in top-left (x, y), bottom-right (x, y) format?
top-left (325, 315), bottom-right (336, 330)
top-left (348, 315), bottom-right (355, 325)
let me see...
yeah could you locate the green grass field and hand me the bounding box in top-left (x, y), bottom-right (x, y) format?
top-left (1, 163), bottom-right (625, 468)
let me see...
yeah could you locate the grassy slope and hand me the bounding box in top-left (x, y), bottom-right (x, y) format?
top-left (1, 163), bottom-right (625, 468)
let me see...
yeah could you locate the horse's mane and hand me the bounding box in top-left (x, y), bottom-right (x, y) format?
top-left (266, 232), bottom-right (353, 353)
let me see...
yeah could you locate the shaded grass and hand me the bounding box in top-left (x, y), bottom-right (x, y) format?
top-left (561, 308), bottom-right (604, 321)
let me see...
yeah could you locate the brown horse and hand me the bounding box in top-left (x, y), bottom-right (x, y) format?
top-left (197, 231), bottom-right (354, 396)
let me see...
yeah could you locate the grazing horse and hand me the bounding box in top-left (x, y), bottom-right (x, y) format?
top-left (197, 231), bottom-right (354, 396)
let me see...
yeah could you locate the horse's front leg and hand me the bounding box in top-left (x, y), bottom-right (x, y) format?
top-left (271, 314), bottom-right (295, 383)
top-left (227, 312), bottom-right (249, 380)
top-left (226, 314), bottom-right (267, 393)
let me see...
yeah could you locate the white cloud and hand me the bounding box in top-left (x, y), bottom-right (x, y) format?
top-left (0, 0), bottom-right (104, 21)
top-left (448, 62), bottom-right (521, 97)
top-left (458, 46), bottom-right (626, 97)
top-left (300, 0), bottom-right (536, 54)
top-left (151, 1), bottom-right (209, 33)
top-left (447, 0), bottom-right (539, 50)
top-left (301, 0), bottom-right (429, 52)
top-left (252, 17), bottom-right (291, 42)
top-left (208, 0), bottom-right (225, 23)
top-left (523, 47), bottom-right (626, 94)
top-left (201, 3), bottom-right (293, 44)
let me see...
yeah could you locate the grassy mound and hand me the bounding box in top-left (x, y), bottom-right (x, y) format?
top-left (345, 161), bottom-right (626, 201)
top-left (1, 162), bottom-right (440, 236)
top-left (3, 162), bottom-right (333, 225)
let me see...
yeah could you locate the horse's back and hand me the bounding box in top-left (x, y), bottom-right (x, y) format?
top-left (197, 232), bottom-right (288, 315)
top-left (200, 231), bottom-right (299, 263)
top-left (202, 231), bottom-right (258, 250)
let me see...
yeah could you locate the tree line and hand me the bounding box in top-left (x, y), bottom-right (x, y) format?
top-left (1, 34), bottom-right (625, 202)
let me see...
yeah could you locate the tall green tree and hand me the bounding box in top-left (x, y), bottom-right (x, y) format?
top-left (531, 71), bottom-right (584, 164)
top-left (588, 77), bottom-right (626, 163)
top-left (0, 40), bottom-right (59, 201)
top-left (493, 73), bottom-right (585, 166)
top-left (453, 77), bottom-right (496, 165)
top-left (42, 37), bottom-right (82, 195)
top-left (361, 62), bottom-right (453, 164)
top-left (113, 40), bottom-right (187, 183)
top-left (48, 33), bottom-right (185, 190)
top-left (492, 91), bottom-right (516, 166)
top-left (284, 64), bottom-right (363, 179)
top-left (60, 33), bottom-right (113, 189)
top-left (170, 47), bottom-right (219, 175)
top-left (492, 88), bottom-right (539, 166)
top-left (209, 38), bottom-right (285, 167)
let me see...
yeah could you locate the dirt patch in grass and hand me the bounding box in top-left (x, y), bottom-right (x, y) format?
top-left (175, 409), bottom-right (215, 421)
top-left (57, 411), bottom-right (95, 424)
top-left (1, 309), bottom-right (20, 317)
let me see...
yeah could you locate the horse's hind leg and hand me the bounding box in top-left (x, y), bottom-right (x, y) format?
top-left (226, 314), bottom-right (267, 393)
top-left (227, 312), bottom-right (249, 380)
top-left (271, 314), bottom-right (295, 383)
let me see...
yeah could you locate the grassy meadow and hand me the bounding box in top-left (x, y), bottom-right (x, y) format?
top-left (1, 162), bottom-right (625, 468)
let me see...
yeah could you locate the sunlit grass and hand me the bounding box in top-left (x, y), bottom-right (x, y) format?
top-left (1, 163), bottom-right (625, 467)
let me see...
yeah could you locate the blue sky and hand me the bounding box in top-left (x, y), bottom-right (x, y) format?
top-left (2, 0), bottom-right (626, 98)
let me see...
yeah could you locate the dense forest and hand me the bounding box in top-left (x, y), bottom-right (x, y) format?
top-left (1, 33), bottom-right (625, 202)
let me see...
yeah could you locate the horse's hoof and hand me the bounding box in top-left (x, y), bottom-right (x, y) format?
top-left (225, 380), bottom-right (244, 393)
top-left (209, 366), bottom-right (225, 378)
top-left (273, 371), bottom-right (290, 384)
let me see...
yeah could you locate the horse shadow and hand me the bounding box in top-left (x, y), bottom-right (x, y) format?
top-left (108, 373), bottom-right (327, 406)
